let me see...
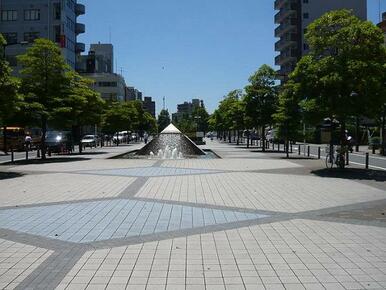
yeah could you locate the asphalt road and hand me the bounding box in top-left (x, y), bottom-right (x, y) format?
top-left (294, 144), bottom-right (386, 170)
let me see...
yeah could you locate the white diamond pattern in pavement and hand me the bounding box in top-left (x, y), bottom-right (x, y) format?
top-left (79, 166), bottom-right (222, 177)
top-left (0, 199), bottom-right (267, 243)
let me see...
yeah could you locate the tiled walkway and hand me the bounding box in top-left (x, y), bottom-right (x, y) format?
top-left (0, 141), bottom-right (385, 290)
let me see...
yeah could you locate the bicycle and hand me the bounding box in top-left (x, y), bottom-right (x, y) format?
top-left (325, 145), bottom-right (336, 168)
top-left (325, 145), bottom-right (347, 168)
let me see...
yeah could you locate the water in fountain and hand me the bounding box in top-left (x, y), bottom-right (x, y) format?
top-left (136, 123), bottom-right (205, 158)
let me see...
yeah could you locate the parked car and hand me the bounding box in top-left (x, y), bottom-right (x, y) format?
top-left (131, 133), bottom-right (138, 141)
top-left (113, 132), bottom-right (128, 144)
top-left (45, 131), bottom-right (72, 153)
top-left (81, 135), bottom-right (97, 147)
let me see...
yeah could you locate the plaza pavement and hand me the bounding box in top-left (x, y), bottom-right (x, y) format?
top-left (0, 140), bottom-right (385, 290)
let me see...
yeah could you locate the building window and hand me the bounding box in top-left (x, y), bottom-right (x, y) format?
top-left (1, 10), bottom-right (17, 21)
top-left (24, 9), bottom-right (40, 21)
top-left (54, 25), bottom-right (61, 43)
top-left (53, 3), bottom-right (61, 20)
top-left (67, 0), bottom-right (75, 11)
top-left (98, 82), bottom-right (117, 87)
top-left (66, 17), bottom-right (75, 32)
top-left (24, 32), bottom-right (39, 43)
top-left (3, 33), bottom-right (17, 45)
top-left (303, 13), bottom-right (309, 19)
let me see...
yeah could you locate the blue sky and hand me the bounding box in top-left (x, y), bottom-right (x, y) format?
top-left (78, 0), bottom-right (386, 115)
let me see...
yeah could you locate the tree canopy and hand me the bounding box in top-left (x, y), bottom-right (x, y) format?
top-left (157, 109), bottom-right (171, 132)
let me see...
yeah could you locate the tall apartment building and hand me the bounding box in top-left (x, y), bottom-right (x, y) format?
top-left (77, 43), bottom-right (126, 102)
top-left (377, 12), bottom-right (386, 44)
top-left (0, 0), bottom-right (85, 70)
top-left (125, 86), bottom-right (143, 102)
top-left (274, 0), bottom-right (367, 80)
top-left (143, 97), bottom-right (156, 118)
top-left (172, 99), bottom-right (204, 123)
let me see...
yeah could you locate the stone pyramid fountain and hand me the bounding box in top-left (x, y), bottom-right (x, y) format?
top-left (136, 123), bottom-right (206, 158)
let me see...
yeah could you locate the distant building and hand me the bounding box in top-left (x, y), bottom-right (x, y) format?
top-left (377, 12), bottom-right (386, 45)
top-left (274, 0), bottom-right (367, 80)
top-left (172, 98), bottom-right (204, 123)
top-left (82, 73), bottom-right (126, 102)
top-left (77, 43), bottom-right (126, 101)
top-left (125, 87), bottom-right (143, 102)
top-left (143, 97), bottom-right (156, 118)
top-left (0, 0), bottom-right (86, 70)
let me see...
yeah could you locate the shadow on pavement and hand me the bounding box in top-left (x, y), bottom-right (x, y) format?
top-left (70, 151), bottom-right (108, 156)
top-left (279, 156), bottom-right (315, 160)
top-left (0, 172), bottom-right (24, 180)
top-left (0, 157), bottom-right (90, 166)
top-left (312, 168), bottom-right (386, 182)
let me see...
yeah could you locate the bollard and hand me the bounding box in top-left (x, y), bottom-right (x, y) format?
top-left (318, 147), bottom-right (321, 159)
top-left (37, 149), bottom-right (40, 158)
top-left (25, 148), bottom-right (29, 161)
top-left (11, 148), bottom-right (14, 163)
top-left (307, 146), bottom-right (310, 157)
top-left (298, 144), bottom-right (301, 155)
top-left (345, 150), bottom-right (349, 165)
top-left (365, 152), bottom-right (369, 169)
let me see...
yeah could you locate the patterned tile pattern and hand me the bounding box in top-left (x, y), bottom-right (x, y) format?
top-left (0, 238), bottom-right (52, 290)
top-left (57, 219), bottom-right (386, 290)
top-left (0, 173), bottom-right (135, 207)
top-left (136, 172), bottom-right (386, 212)
top-left (0, 199), bottom-right (267, 243)
top-left (79, 167), bottom-right (222, 177)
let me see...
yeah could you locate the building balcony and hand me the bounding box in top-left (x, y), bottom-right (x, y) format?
top-left (75, 3), bottom-right (85, 16)
top-left (274, 2), bottom-right (297, 24)
top-left (75, 42), bottom-right (85, 53)
top-left (275, 33), bottom-right (298, 51)
top-left (274, 0), bottom-right (297, 10)
top-left (275, 49), bottom-right (298, 66)
top-left (75, 23), bottom-right (85, 35)
top-left (275, 17), bottom-right (297, 37)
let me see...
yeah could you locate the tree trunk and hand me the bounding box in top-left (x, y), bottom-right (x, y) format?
top-left (2, 126), bottom-right (8, 154)
top-left (237, 130), bottom-right (240, 145)
top-left (262, 126), bottom-right (266, 152)
top-left (286, 139), bottom-right (289, 158)
top-left (41, 118), bottom-right (47, 160)
top-left (78, 125), bottom-right (83, 154)
top-left (228, 131), bottom-right (231, 143)
top-left (339, 119), bottom-right (346, 169)
top-left (355, 116), bottom-right (359, 152)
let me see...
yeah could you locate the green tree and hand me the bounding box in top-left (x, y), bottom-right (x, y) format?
top-left (54, 72), bottom-right (105, 153)
top-left (18, 38), bottom-right (71, 159)
top-left (141, 112), bottom-right (158, 134)
top-left (102, 102), bottom-right (133, 144)
top-left (192, 105), bottom-right (210, 134)
top-left (244, 65), bottom-right (278, 151)
top-left (157, 109), bottom-right (171, 132)
top-left (292, 9), bottom-right (386, 167)
top-left (0, 34), bottom-right (22, 154)
top-left (273, 81), bottom-right (302, 158)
